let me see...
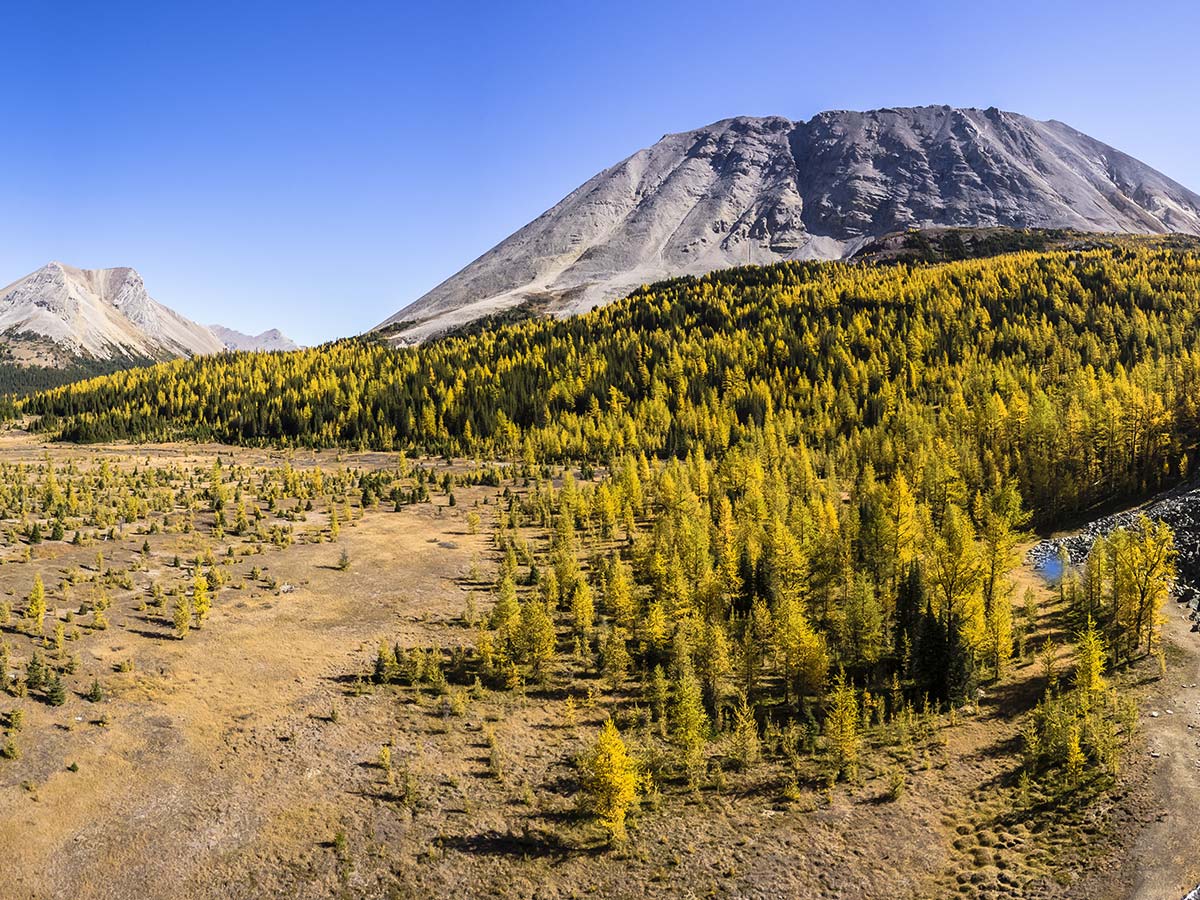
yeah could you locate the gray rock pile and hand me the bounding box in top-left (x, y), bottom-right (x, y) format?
top-left (1028, 481), bottom-right (1200, 617)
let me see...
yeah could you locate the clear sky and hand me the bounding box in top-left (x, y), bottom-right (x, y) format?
top-left (3, 0), bottom-right (1198, 345)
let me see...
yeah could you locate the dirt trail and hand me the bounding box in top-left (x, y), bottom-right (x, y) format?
top-left (1129, 603), bottom-right (1200, 900)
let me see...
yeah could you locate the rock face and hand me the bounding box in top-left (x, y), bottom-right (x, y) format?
top-left (209, 325), bottom-right (299, 353)
top-left (376, 106), bottom-right (1200, 342)
top-left (0, 262), bottom-right (224, 365)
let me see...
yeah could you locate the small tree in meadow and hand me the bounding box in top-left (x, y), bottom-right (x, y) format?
top-left (579, 719), bottom-right (640, 844)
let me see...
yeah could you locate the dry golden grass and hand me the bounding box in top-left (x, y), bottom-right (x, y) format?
top-left (0, 432), bottom-right (1191, 900)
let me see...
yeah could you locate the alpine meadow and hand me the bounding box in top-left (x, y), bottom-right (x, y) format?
top-left (4, 4), bottom-right (1200, 899)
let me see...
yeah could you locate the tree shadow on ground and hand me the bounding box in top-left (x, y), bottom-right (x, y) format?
top-left (978, 673), bottom-right (1046, 722)
top-left (438, 821), bottom-right (608, 861)
top-left (125, 626), bottom-right (176, 642)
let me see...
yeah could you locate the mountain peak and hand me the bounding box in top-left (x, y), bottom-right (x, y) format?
top-left (209, 324), bottom-right (300, 352)
top-left (375, 106), bottom-right (1200, 343)
top-left (0, 262), bottom-right (223, 365)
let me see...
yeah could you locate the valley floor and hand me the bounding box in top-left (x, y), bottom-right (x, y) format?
top-left (0, 432), bottom-right (1194, 899)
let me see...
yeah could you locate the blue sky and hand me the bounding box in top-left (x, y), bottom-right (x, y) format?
top-left (2, 0), bottom-right (1198, 345)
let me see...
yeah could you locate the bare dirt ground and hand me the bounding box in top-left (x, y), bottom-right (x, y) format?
top-left (0, 433), bottom-right (1194, 900)
top-left (1127, 604), bottom-right (1200, 900)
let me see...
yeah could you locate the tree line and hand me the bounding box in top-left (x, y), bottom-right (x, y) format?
top-left (22, 246), bottom-right (1200, 527)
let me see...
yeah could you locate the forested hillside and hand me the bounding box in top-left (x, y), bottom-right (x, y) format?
top-left (0, 355), bottom-right (155, 398)
top-left (26, 247), bottom-right (1200, 526)
top-left (7, 247), bottom-right (1193, 884)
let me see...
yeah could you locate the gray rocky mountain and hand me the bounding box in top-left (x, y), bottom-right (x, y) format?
top-left (209, 325), bottom-right (299, 352)
top-left (376, 106), bottom-right (1200, 342)
top-left (0, 262), bottom-right (224, 366)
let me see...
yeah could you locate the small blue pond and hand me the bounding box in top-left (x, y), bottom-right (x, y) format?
top-left (1032, 554), bottom-right (1065, 585)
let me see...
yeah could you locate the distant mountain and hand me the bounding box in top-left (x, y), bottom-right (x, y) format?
top-left (209, 325), bottom-right (299, 352)
top-left (376, 106), bottom-right (1200, 342)
top-left (0, 262), bottom-right (223, 367)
